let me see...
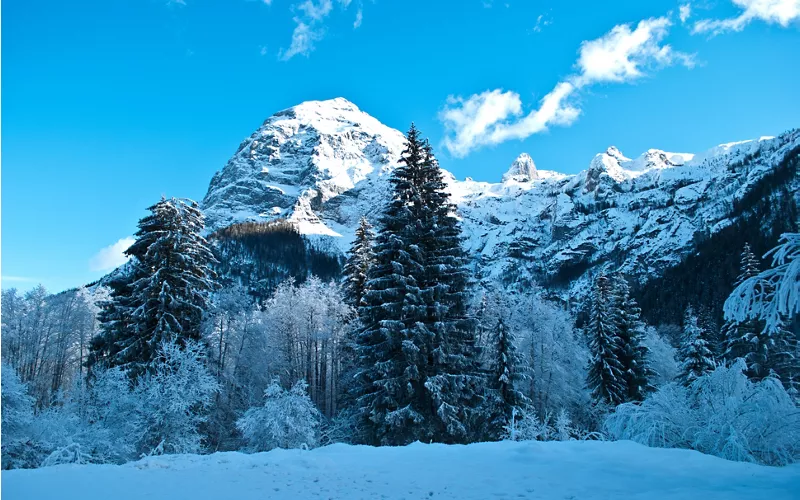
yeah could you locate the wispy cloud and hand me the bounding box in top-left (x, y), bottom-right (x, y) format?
top-left (680, 3), bottom-right (692, 24)
top-left (353, 7), bottom-right (363, 28)
top-left (89, 237), bottom-right (135, 273)
top-left (441, 16), bottom-right (694, 157)
top-left (298, 0), bottom-right (333, 21)
top-left (280, 0), bottom-right (368, 60)
top-left (281, 19), bottom-right (324, 60)
top-left (533, 13), bottom-right (552, 33)
top-left (1, 276), bottom-right (39, 284)
top-left (693, 0), bottom-right (800, 35)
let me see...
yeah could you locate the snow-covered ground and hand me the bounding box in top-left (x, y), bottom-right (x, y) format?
top-left (4, 440), bottom-right (799, 500)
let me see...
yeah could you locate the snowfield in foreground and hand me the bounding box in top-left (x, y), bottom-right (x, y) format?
top-left (5, 441), bottom-right (799, 500)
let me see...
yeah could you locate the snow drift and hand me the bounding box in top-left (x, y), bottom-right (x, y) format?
top-left (4, 440), bottom-right (799, 500)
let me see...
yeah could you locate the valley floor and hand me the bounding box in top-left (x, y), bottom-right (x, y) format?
top-left (3, 440), bottom-right (799, 500)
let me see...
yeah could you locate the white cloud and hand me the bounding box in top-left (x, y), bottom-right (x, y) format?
top-left (441, 17), bottom-right (694, 157)
top-left (1, 276), bottom-right (38, 284)
top-left (354, 7), bottom-right (363, 28)
top-left (693, 0), bottom-right (800, 35)
top-left (680, 3), bottom-right (692, 23)
top-left (280, 20), bottom-right (324, 60)
top-left (89, 237), bottom-right (135, 273)
top-left (298, 0), bottom-right (333, 21)
top-left (280, 0), bottom-right (368, 60)
top-left (441, 90), bottom-right (523, 157)
top-left (575, 17), bottom-right (693, 86)
top-left (533, 13), bottom-right (552, 32)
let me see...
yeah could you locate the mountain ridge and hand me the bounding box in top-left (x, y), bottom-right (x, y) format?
top-left (201, 97), bottom-right (800, 303)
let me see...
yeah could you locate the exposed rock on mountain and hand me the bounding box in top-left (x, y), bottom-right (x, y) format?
top-left (202, 98), bottom-right (800, 306)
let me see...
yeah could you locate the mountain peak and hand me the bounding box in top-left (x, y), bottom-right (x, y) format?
top-left (604, 146), bottom-right (627, 161)
top-left (503, 153), bottom-right (538, 182)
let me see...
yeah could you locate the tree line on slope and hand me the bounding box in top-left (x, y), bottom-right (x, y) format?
top-left (2, 126), bottom-right (799, 468)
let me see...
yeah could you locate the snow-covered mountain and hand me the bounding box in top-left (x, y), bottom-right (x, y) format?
top-left (202, 98), bottom-right (800, 302)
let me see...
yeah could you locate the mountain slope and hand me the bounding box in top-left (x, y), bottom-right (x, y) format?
top-left (201, 98), bottom-right (800, 306)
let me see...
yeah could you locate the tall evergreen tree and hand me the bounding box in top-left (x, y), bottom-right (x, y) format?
top-left (87, 270), bottom-right (141, 374)
top-left (697, 305), bottom-right (723, 362)
top-left (611, 274), bottom-right (655, 402)
top-left (484, 316), bottom-right (529, 440)
top-left (354, 125), bottom-right (478, 445)
top-left (356, 124), bottom-right (434, 445)
top-left (721, 243), bottom-right (763, 365)
top-left (417, 139), bottom-right (481, 443)
top-left (342, 217), bottom-right (375, 309)
top-left (678, 308), bottom-right (716, 386)
top-left (586, 274), bottom-right (626, 406)
top-left (91, 197), bottom-right (217, 379)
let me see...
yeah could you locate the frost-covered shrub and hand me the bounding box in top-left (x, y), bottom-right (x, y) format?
top-left (504, 407), bottom-right (587, 442)
top-left (605, 360), bottom-right (800, 465)
top-left (1, 364), bottom-right (44, 469)
top-left (47, 368), bottom-right (142, 465)
top-left (237, 379), bottom-right (321, 452)
top-left (134, 341), bottom-right (218, 456)
top-left (642, 327), bottom-right (678, 387)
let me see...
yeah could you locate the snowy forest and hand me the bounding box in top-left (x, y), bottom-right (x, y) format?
top-left (3, 125), bottom-right (799, 470)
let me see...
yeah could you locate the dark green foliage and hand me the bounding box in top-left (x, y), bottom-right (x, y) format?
top-left (210, 220), bottom-right (343, 301)
top-left (721, 243), bottom-right (764, 366)
top-left (678, 308), bottom-right (716, 386)
top-left (342, 217), bottom-right (375, 309)
top-left (355, 125), bottom-right (479, 445)
top-left (612, 275), bottom-right (655, 402)
top-left (636, 149), bottom-right (799, 329)
top-left (484, 317), bottom-right (529, 440)
top-left (90, 198), bottom-right (217, 380)
top-left (586, 274), bottom-right (626, 406)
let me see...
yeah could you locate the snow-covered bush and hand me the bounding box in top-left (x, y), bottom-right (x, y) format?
top-left (642, 327), bottom-right (678, 387)
top-left (504, 407), bottom-right (587, 442)
top-left (1, 364), bottom-right (44, 469)
top-left (134, 341), bottom-right (218, 456)
top-left (605, 360), bottom-right (800, 465)
top-left (48, 368), bottom-right (142, 465)
top-left (237, 379), bottom-right (321, 452)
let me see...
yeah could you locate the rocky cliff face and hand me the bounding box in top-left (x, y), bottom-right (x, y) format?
top-left (202, 98), bottom-right (800, 302)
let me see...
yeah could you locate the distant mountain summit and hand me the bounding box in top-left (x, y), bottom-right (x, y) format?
top-left (203, 98), bottom-right (406, 235)
top-left (202, 98), bottom-right (800, 304)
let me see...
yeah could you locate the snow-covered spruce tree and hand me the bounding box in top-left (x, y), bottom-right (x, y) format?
top-left (88, 269), bottom-right (141, 376)
top-left (417, 139), bottom-right (481, 443)
top-left (91, 197), bottom-right (217, 380)
top-left (355, 124), bottom-right (430, 445)
top-left (343, 216), bottom-right (375, 309)
top-left (611, 274), bottom-right (655, 402)
top-left (677, 309), bottom-right (716, 386)
top-left (586, 274), bottom-right (627, 407)
top-left (484, 317), bottom-right (530, 440)
top-left (721, 243), bottom-right (763, 366)
top-left (355, 125), bottom-right (478, 445)
top-left (723, 236), bottom-right (799, 389)
top-left (237, 379), bottom-right (322, 452)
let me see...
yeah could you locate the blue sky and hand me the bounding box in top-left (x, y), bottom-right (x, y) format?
top-left (3, 0), bottom-right (799, 292)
